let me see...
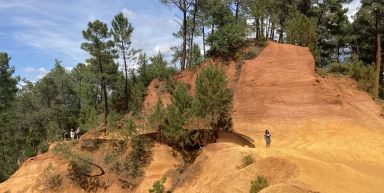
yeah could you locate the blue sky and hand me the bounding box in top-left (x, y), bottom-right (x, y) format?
top-left (0, 0), bottom-right (361, 82)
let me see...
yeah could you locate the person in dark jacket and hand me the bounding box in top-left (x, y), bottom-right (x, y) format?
top-left (264, 129), bottom-right (271, 148)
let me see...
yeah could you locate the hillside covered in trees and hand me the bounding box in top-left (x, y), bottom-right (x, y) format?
top-left (1, 0), bottom-right (384, 192)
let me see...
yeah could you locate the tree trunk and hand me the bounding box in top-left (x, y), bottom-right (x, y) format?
top-left (256, 17), bottom-right (260, 42)
top-left (98, 56), bottom-right (108, 125)
top-left (181, 1), bottom-right (187, 70)
top-left (122, 42), bottom-right (128, 111)
top-left (202, 25), bottom-right (206, 57)
top-left (189, 0), bottom-right (198, 67)
top-left (235, 0), bottom-right (240, 23)
top-left (266, 19), bottom-right (270, 41)
top-left (374, 11), bottom-right (382, 98)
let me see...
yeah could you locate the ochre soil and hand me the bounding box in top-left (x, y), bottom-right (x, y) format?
top-left (1, 42), bottom-right (384, 193)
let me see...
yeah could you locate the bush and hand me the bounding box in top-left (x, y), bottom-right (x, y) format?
top-left (161, 84), bottom-right (191, 147)
top-left (112, 137), bottom-right (152, 178)
top-left (244, 46), bottom-right (264, 60)
top-left (149, 177), bottom-right (167, 193)
top-left (123, 118), bottom-right (138, 139)
top-left (43, 164), bottom-right (62, 190)
top-left (128, 81), bottom-right (147, 115)
top-left (207, 23), bottom-right (246, 59)
top-left (347, 56), bottom-right (375, 94)
top-left (81, 139), bottom-right (103, 152)
top-left (327, 62), bottom-right (350, 75)
top-left (23, 146), bottom-right (37, 158)
top-left (316, 67), bottom-right (327, 77)
top-left (149, 98), bottom-right (166, 130)
top-left (193, 64), bottom-right (233, 131)
top-left (249, 176), bottom-right (268, 193)
top-left (68, 157), bottom-right (93, 189)
top-left (107, 110), bottom-right (121, 131)
top-left (38, 142), bottom-right (49, 154)
top-left (285, 11), bottom-right (317, 49)
top-left (242, 155), bottom-right (253, 168)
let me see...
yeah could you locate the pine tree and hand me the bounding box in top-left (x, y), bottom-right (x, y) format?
top-left (81, 20), bottom-right (117, 125)
top-left (160, 0), bottom-right (194, 70)
top-left (194, 64), bottom-right (232, 131)
top-left (162, 84), bottom-right (191, 146)
top-left (111, 13), bottom-right (139, 111)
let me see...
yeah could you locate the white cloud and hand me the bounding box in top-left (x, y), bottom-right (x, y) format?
top-left (1, 0), bottom-right (182, 81)
top-left (22, 66), bottom-right (48, 81)
top-left (122, 8), bottom-right (136, 20)
top-left (37, 67), bottom-right (48, 79)
top-left (65, 66), bottom-right (73, 71)
top-left (153, 43), bottom-right (171, 54)
top-left (344, 0), bottom-right (361, 21)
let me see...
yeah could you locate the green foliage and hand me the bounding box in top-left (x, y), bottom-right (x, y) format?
top-left (149, 176), bottom-right (167, 193)
top-left (162, 84), bottom-right (192, 147)
top-left (38, 142), bottom-right (49, 154)
top-left (128, 81), bottom-right (146, 114)
top-left (23, 146), bottom-right (37, 158)
top-left (249, 176), bottom-right (269, 193)
top-left (68, 157), bottom-right (100, 191)
top-left (148, 52), bottom-right (177, 82)
top-left (81, 19), bottom-right (119, 125)
top-left (43, 163), bottom-right (63, 190)
top-left (123, 118), bottom-right (138, 139)
top-left (112, 137), bottom-right (152, 178)
top-left (242, 155), bottom-right (253, 168)
top-left (347, 57), bottom-right (376, 95)
top-left (327, 56), bottom-right (375, 95)
top-left (107, 110), bottom-right (121, 131)
top-left (327, 62), bottom-right (350, 75)
top-left (194, 64), bottom-right (233, 131)
top-left (0, 52), bottom-right (18, 111)
top-left (285, 12), bottom-right (317, 49)
top-left (81, 139), bottom-right (103, 152)
top-left (149, 98), bottom-right (166, 130)
top-left (207, 23), bottom-right (246, 59)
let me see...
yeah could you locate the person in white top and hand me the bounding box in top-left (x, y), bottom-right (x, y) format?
top-left (70, 129), bottom-right (75, 140)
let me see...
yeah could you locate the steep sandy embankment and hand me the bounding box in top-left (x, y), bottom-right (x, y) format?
top-left (172, 42), bottom-right (384, 193)
top-left (1, 42), bottom-right (384, 193)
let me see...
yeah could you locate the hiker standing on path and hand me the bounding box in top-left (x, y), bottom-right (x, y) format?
top-left (264, 129), bottom-right (271, 148)
top-left (75, 127), bottom-right (81, 140)
top-left (70, 129), bottom-right (75, 140)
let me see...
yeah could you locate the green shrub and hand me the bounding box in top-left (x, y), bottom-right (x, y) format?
top-left (52, 142), bottom-right (73, 157)
top-left (327, 62), bottom-right (350, 75)
top-left (285, 11), bottom-right (317, 49)
top-left (23, 146), bottom-right (37, 158)
top-left (149, 98), bottom-right (166, 130)
top-left (149, 177), bottom-right (167, 193)
top-left (43, 163), bottom-right (62, 190)
top-left (249, 176), bottom-right (268, 193)
top-left (128, 81), bottom-right (147, 115)
top-left (112, 137), bottom-right (152, 178)
top-left (244, 46), bottom-right (263, 60)
top-left (81, 139), bottom-right (102, 152)
top-left (242, 155), bottom-right (253, 168)
top-left (38, 142), bottom-right (49, 154)
top-left (316, 67), bottom-right (327, 77)
top-left (207, 23), bottom-right (246, 59)
top-left (68, 158), bottom-right (92, 187)
top-left (193, 64), bottom-right (233, 131)
top-left (161, 84), bottom-right (191, 147)
top-left (347, 57), bottom-right (375, 94)
top-left (107, 110), bottom-right (120, 131)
